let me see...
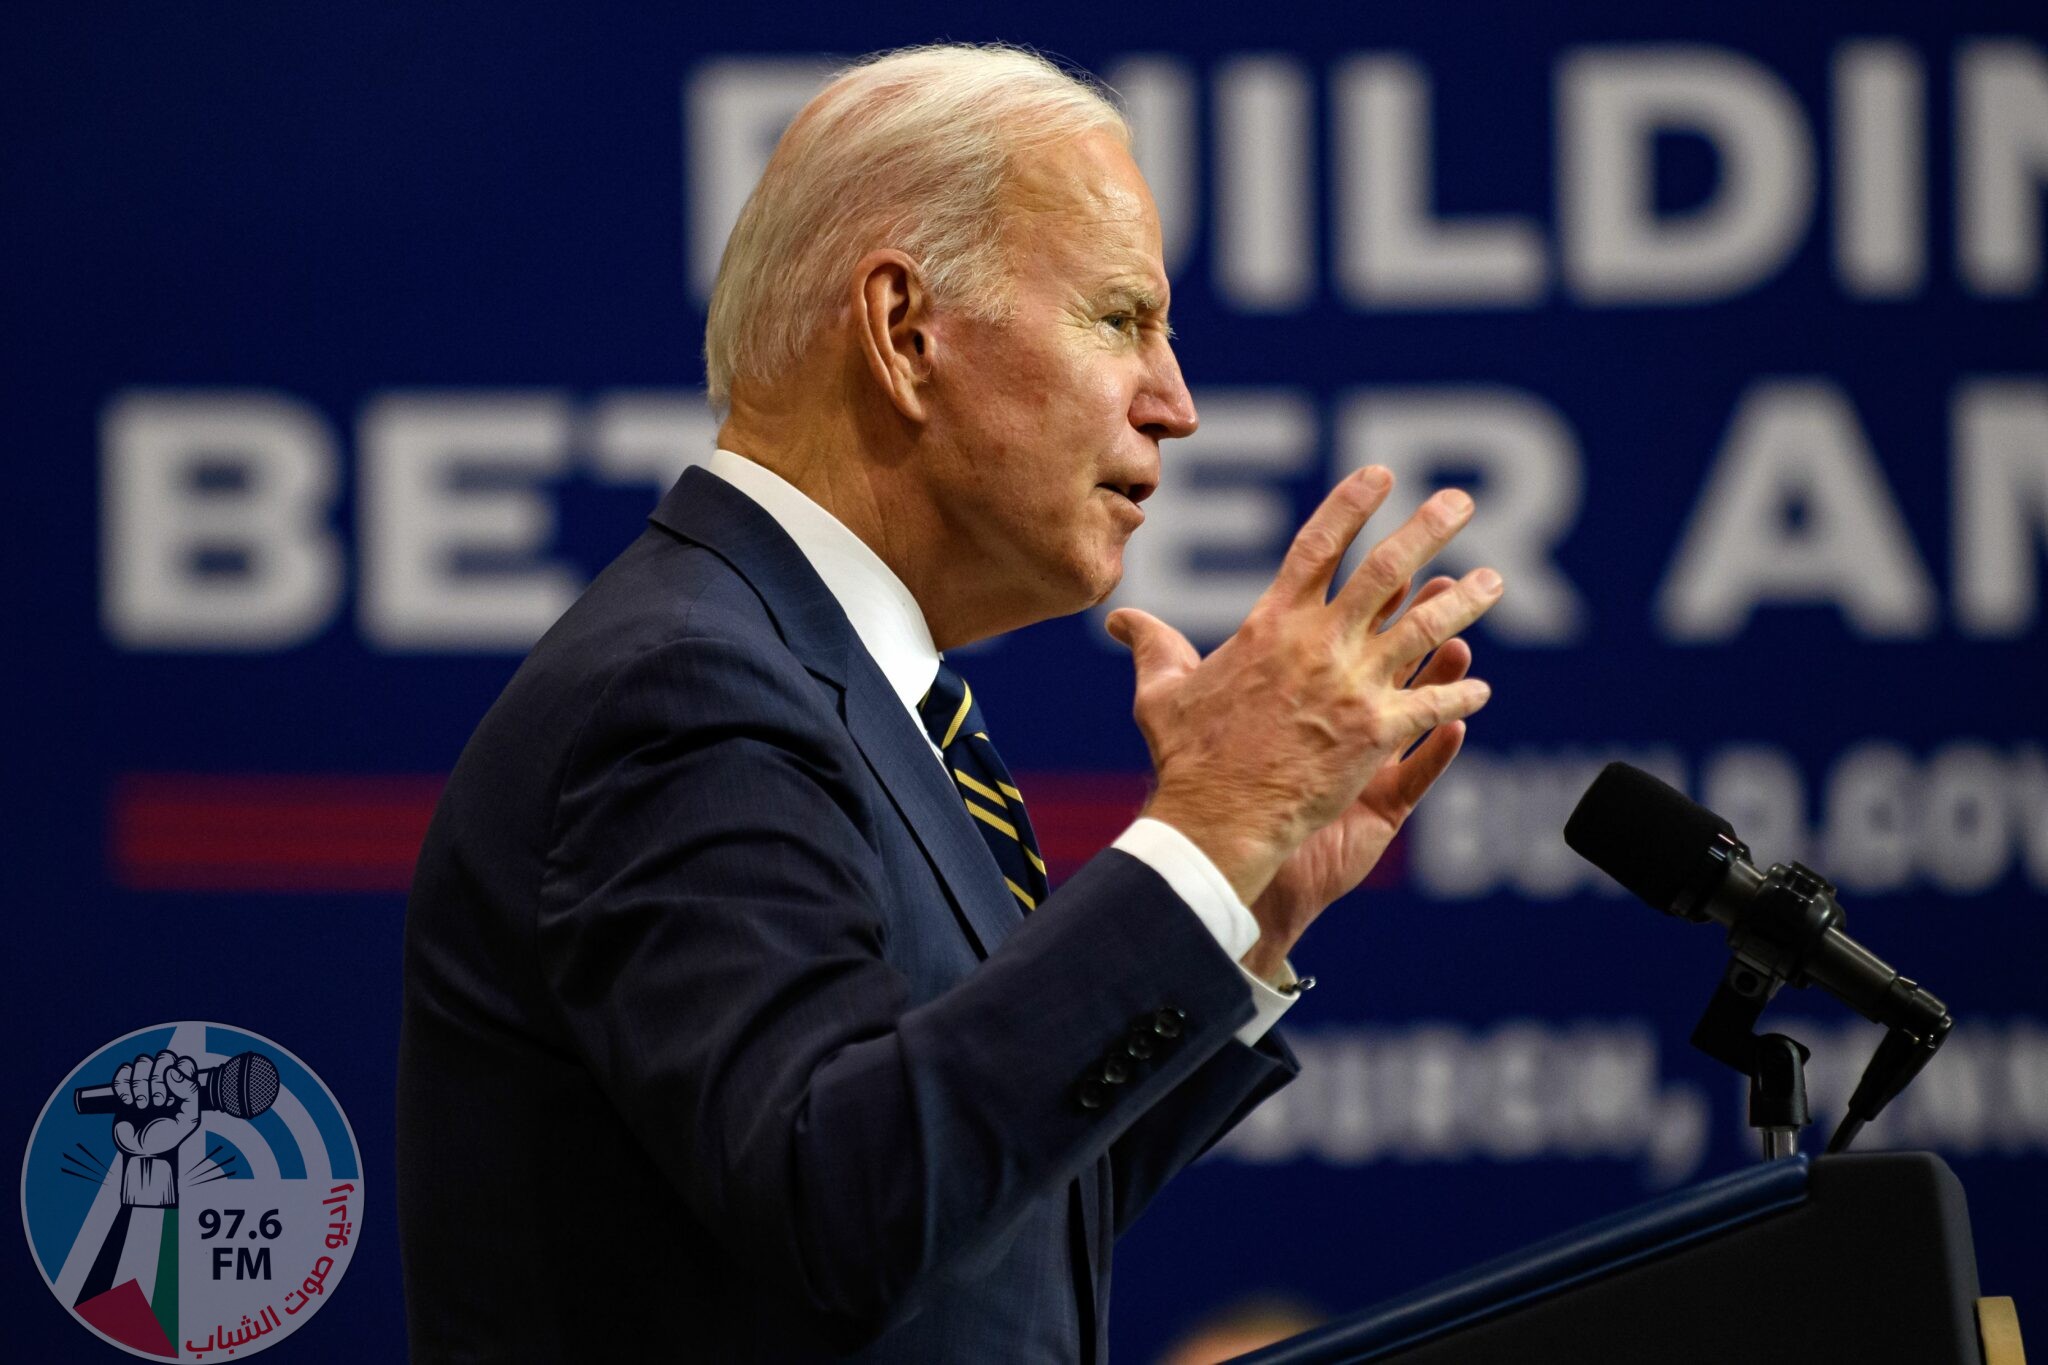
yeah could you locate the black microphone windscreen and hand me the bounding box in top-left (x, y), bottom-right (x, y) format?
top-left (213, 1051), bottom-right (281, 1120)
top-left (1564, 762), bottom-right (1733, 910)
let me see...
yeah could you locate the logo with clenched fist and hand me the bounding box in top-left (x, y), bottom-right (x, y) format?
top-left (20, 1023), bottom-right (361, 1359)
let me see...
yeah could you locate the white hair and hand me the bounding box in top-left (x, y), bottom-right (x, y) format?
top-left (703, 43), bottom-right (1129, 406)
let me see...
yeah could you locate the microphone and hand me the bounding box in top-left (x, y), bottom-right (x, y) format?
top-left (1565, 762), bottom-right (1951, 1153)
top-left (1564, 763), bottom-right (1945, 1036)
top-left (73, 1050), bottom-right (281, 1121)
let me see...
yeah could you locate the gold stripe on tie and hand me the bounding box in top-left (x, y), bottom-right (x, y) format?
top-left (940, 683), bottom-right (974, 749)
top-left (1025, 847), bottom-right (1047, 875)
top-left (964, 799), bottom-right (1020, 841)
top-left (953, 769), bottom-right (1008, 808)
top-left (1003, 877), bottom-right (1038, 910)
top-left (997, 781), bottom-right (1024, 801)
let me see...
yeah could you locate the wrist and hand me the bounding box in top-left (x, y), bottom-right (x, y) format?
top-left (1240, 939), bottom-right (1295, 985)
top-left (121, 1154), bottom-right (177, 1208)
top-left (1247, 878), bottom-right (1329, 987)
top-left (1142, 787), bottom-right (1286, 905)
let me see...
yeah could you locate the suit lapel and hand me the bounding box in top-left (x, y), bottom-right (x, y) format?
top-left (653, 467), bottom-right (1087, 1332)
top-left (649, 468), bottom-right (1022, 960)
top-left (841, 651), bottom-right (1023, 959)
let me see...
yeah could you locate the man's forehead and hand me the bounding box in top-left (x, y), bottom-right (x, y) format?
top-left (1004, 132), bottom-right (1167, 283)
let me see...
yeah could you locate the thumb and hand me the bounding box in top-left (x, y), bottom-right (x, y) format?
top-left (1105, 608), bottom-right (1199, 681)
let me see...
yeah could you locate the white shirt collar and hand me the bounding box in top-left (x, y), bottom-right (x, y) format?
top-left (702, 448), bottom-right (941, 714)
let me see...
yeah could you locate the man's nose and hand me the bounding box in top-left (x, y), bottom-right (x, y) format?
top-left (1132, 348), bottom-right (1199, 441)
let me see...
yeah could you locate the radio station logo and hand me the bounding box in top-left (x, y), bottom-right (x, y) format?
top-left (20, 1023), bottom-right (361, 1359)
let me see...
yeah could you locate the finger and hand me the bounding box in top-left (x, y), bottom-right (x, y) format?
top-left (152, 1050), bottom-right (178, 1106)
top-left (1365, 576), bottom-right (1414, 635)
top-left (1261, 466), bottom-right (1394, 608)
top-left (1377, 567), bottom-right (1502, 673)
top-left (1333, 488), bottom-right (1476, 627)
top-left (1396, 676), bottom-right (1493, 737)
top-left (128, 1054), bottom-right (153, 1107)
top-left (1105, 608), bottom-right (1200, 686)
top-left (168, 1054), bottom-right (199, 1097)
top-left (1393, 719), bottom-right (1467, 809)
top-left (114, 1062), bottom-right (135, 1106)
top-left (1403, 635), bottom-right (1471, 690)
top-left (1375, 574), bottom-right (1455, 637)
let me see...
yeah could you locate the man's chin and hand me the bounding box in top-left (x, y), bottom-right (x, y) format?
top-left (1076, 555), bottom-right (1125, 612)
top-left (1027, 562), bottom-right (1123, 624)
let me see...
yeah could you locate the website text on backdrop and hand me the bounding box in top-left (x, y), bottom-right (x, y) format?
top-left (396, 43), bottom-right (1503, 1362)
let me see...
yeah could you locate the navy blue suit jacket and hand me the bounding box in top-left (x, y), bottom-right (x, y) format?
top-left (397, 468), bottom-right (1297, 1361)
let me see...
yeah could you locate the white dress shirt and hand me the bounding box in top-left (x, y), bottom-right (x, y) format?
top-left (703, 449), bottom-right (1298, 1044)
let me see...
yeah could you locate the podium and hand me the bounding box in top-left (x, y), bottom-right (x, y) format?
top-left (1237, 1153), bottom-right (2005, 1364)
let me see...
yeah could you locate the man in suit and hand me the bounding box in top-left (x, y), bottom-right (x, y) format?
top-left (397, 44), bottom-right (1503, 1361)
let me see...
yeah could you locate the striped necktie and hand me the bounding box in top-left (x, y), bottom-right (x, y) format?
top-left (917, 662), bottom-right (1050, 913)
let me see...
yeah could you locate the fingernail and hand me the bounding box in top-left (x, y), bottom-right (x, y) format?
top-left (1474, 568), bottom-right (1502, 593)
top-left (1358, 466), bottom-right (1390, 489)
top-left (1442, 489), bottom-right (1474, 515)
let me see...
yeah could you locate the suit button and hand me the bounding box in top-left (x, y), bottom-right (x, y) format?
top-left (1151, 1008), bottom-right (1186, 1040)
top-left (1123, 1029), bottom-right (1156, 1062)
top-left (1101, 1055), bottom-right (1133, 1085)
top-left (1075, 1077), bottom-right (1109, 1111)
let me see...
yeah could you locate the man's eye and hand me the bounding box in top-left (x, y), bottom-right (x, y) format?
top-left (1101, 313), bottom-right (1138, 335)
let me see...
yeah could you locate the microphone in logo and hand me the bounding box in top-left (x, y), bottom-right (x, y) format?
top-left (73, 1050), bottom-right (281, 1120)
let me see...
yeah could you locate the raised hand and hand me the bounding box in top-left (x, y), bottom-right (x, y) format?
top-left (1243, 589), bottom-right (1471, 978)
top-left (1107, 466), bottom-right (1502, 968)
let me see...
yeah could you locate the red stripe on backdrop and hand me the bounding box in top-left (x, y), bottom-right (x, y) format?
top-left (1017, 772), bottom-right (1155, 879)
top-left (108, 770), bottom-right (1404, 894)
top-left (110, 774), bottom-right (446, 892)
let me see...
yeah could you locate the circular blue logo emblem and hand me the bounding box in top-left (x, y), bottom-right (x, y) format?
top-left (20, 1022), bottom-right (362, 1359)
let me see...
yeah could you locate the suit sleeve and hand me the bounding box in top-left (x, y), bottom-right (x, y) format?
top-left (534, 632), bottom-right (1265, 1351)
top-left (1107, 1030), bottom-right (1298, 1237)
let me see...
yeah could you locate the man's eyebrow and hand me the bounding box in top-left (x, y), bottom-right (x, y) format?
top-left (1095, 279), bottom-right (1170, 315)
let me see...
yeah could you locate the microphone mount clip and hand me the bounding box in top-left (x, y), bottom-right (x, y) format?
top-left (1683, 851), bottom-right (1951, 1160)
top-left (1690, 950), bottom-right (1815, 1161)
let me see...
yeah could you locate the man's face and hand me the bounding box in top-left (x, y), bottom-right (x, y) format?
top-left (919, 129), bottom-right (1198, 634)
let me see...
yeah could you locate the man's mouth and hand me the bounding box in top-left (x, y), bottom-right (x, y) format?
top-left (1097, 479), bottom-right (1156, 505)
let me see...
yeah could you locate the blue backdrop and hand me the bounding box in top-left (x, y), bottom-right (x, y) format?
top-left (6, 2), bottom-right (2044, 1359)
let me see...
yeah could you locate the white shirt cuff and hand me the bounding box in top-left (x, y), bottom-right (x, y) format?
top-left (1110, 817), bottom-right (1301, 1045)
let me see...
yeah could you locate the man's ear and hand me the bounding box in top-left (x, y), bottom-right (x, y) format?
top-left (852, 249), bottom-right (932, 422)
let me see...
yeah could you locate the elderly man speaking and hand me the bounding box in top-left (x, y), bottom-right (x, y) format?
top-left (397, 42), bottom-right (1503, 1363)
